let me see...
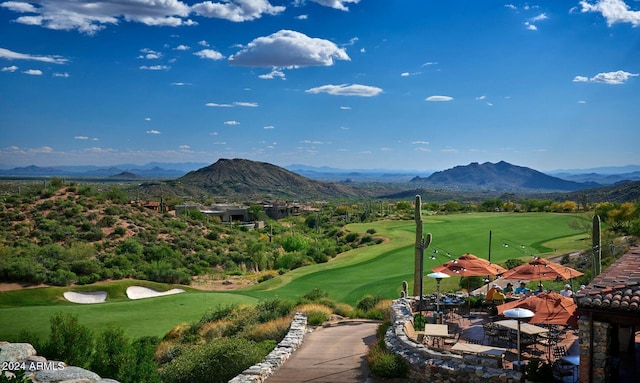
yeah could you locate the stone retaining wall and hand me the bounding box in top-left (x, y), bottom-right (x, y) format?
top-left (386, 298), bottom-right (522, 383)
top-left (229, 312), bottom-right (307, 383)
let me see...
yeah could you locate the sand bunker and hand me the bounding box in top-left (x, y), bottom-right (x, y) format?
top-left (63, 291), bottom-right (108, 304)
top-left (126, 286), bottom-right (185, 300)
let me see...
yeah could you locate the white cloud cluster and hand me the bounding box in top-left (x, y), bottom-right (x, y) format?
top-left (578, 0), bottom-right (640, 27)
top-left (192, 0), bottom-right (285, 22)
top-left (229, 30), bottom-right (350, 67)
top-left (305, 83), bottom-right (382, 97)
top-left (0, 0), bottom-right (292, 34)
top-left (573, 70), bottom-right (638, 84)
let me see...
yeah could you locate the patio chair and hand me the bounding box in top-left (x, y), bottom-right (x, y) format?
top-left (462, 337), bottom-right (483, 345)
top-left (482, 322), bottom-right (499, 345)
top-left (444, 327), bottom-right (462, 347)
top-left (553, 346), bottom-right (568, 360)
top-left (552, 360), bottom-right (577, 383)
top-left (496, 327), bottom-right (513, 348)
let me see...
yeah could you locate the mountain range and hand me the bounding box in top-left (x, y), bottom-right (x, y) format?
top-left (2, 159), bottom-right (640, 202)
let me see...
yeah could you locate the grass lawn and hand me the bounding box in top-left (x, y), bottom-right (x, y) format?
top-left (0, 212), bottom-right (592, 341)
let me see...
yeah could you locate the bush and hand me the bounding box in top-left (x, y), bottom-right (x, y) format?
top-left (295, 303), bottom-right (332, 326)
top-left (367, 321), bottom-right (408, 379)
top-left (356, 294), bottom-right (383, 311)
top-left (160, 337), bottom-right (267, 383)
top-left (43, 312), bottom-right (93, 368)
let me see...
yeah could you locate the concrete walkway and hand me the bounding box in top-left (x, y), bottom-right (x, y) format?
top-left (266, 321), bottom-right (382, 383)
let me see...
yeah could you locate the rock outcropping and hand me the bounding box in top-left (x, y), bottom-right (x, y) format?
top-left (0, 342), bottom-right (119, 383)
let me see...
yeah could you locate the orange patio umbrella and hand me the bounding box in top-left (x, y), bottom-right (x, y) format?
top-left (432, 253), bottom-right (508, 278)
top-left (496, 291), bottom-right (578, 326)
top-left (499, 257), bottom-right (583, 284)
top-left (432, 253), bottom-right (508, 315)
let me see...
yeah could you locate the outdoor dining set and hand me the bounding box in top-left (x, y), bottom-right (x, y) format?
top-left (411, 252), bottom-right (583, 381)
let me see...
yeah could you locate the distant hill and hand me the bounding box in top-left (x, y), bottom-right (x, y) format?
top-left (411, 161), bottom-right (600, 191)
top-left (550, 180), bottom-right (640, 204)
top-left (177, 158), bottom-right (369, 199)
top-left (552, 171), bottom-right (640, 185)
top-left (0, 163), bottom-right (207, 178)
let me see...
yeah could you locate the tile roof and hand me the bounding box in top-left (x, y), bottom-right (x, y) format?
top-left (574, 246), bottom-right (640, 313)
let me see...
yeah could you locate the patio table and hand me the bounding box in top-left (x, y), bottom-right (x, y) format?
top-left (422, 324), bottom-right (451, 347)
top-left (494, 319), bottom-right (549, 335)
top-left (450, 342), bottom-right (507, 357)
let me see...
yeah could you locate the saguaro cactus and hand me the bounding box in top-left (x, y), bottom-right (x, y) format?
top-left (414, 195), bottom-right (423, 297)
top-left (592, 214), bottom-right (601, 276)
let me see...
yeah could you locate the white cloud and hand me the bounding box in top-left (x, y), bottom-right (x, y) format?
top-left (198, 40), bottom-right (209, 46)
top-left (205, 102), bottom-right (233, 107)
top-left (524, 22), bottom-right (538, 30)
top-left (412, 141), bottom-right (430, 145)
top-left (573, 70), bottom-right (638, 84)
top-left (74, 136), bottom-right (89, 140)
top-left (504, 4), bottom-right (517, 10)
top-left (578, 0), bottom-right (640, 27)
top-left (178, 145), bottom-right (190, 150)
top-left (531, 13), bottom-right (548, 21)
top-left (0, 47), bottom-right (68, 64)
top-left (144, 117), bottom-right (152, 121)
top-left (340, 106), bottom-right (351, 110)
top-left (263, 125), bottom-right (275, 129)
top-left (259, 69), bottom-right (286, 79)
top-left (175, 45), bottom-right (190, 50)
top-left (310, 0), bottom-right (360, 11)
top-left (425, 95), bottom-right (454, 102)
top-left (53, 72), bottom-right (69, 77)
top-left (139, 65), bottom-right (170, 70)
top-left (296, 14), bottom-right (308, 20)
top-left (194, 49), bottom-right (225, 60)
top-left (475, 95), bottom-right (486, 100)
top-left (415, 147), bottom-right (431, 153)
top-left (422, 61), bottom-right (438, 66)
top-left (171, 82), bottom-right (192, 86)
top-left (234, 101), bottom-right (258, 107)
top-left (1, 65), bottom-right (18, 72)
top-left (229, 30), bottom-right (350, 68)
top-left (0, 0), bottom-right (194, 34)
top-left (192, 0), bottom-right (285, 22)
top-left (23, 69), bottom-right (42, 75)
top-left (305, 83), bottom-right (383, 97)
top-left (400, 72), bottom-right (410, 77)
top-left (224, 120), bottom-right (240, 125)
top-left (578, 100), bottom-right (587, 104)
top-left (147, 130), bottom-right (161, 134)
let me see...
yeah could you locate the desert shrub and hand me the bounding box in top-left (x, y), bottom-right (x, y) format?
top-left (197, 320), bottom-right (236, 340)
top-left (300, 288), bottom-right (328, 302)
top-left (160, 337), bottom-right (267, 383)
top-left (43, 312), bottom-right (93, 368)
top-left (345, 232), bottom-right (359, 242)
top-left (356, 294), bottom-right (383, 311)
top-left (367, 321), bottom-right (408, 379)
top-left (295, 303), bottom-right (332, 326)
top-left (91, 325), bottom-right (133, 381)
top-left (241, 316), bottom-right (291, 343)
top-left (128, 336), bottom-right (161, 383)
top-left (255, 297), bottom-right (295, 323)
top-left (333, 303), bottom-right (354, 317)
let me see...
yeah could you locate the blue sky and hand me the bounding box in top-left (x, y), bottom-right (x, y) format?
top-left (1, 0), bottom-right (639, 172)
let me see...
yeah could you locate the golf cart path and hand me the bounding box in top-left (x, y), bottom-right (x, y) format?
top-left (267, 321), bottom-right (387, 383)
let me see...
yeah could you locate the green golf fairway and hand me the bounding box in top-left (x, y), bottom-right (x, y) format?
top-left (0, 212), bottom-right (591, 340)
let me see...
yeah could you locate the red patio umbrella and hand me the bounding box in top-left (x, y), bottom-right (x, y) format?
top-left (496, 291), bottom-right (578, 326)
top-left (499, 257), bottom-right (583, 284)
